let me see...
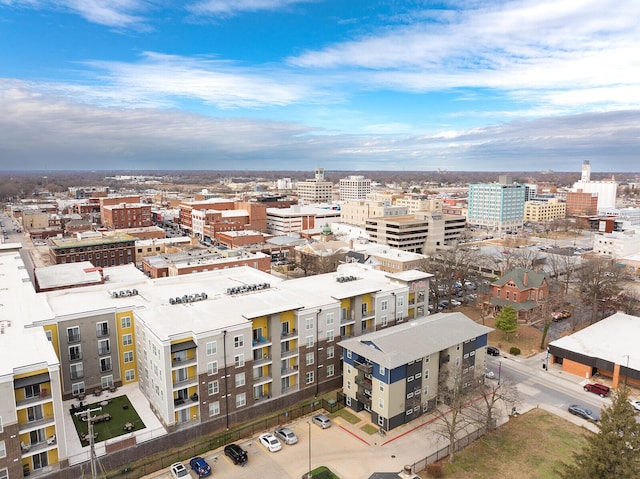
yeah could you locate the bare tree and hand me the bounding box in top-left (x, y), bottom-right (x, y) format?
top-left (469, 378), bottom-right (520, 433)
top-left (546, 253), bottom-right (579, 294)
top-left (434, 361), bottom-right (479, 463)
top-left (576, 257), bottom-right (623, 323)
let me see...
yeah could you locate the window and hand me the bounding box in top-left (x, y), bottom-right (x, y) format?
top-left (379, 383), bottom-right (384, 392)
top-left (398, 297), bottom-right (404, 307)
top-left (305, 317), bottom-right (314, 330)
top-left (0, 416), bottom-right (2, 433)
top-left (121, 316), bottom-right (131, 328)
top-left (378, 398), bottom-right (384, 408)
top-left (396, 311), bottom-right (404, 322)
top-left (381, 315), bottom-right (388, 327)
top-left (236, 393), bottom-right (246, 408)
top-left (206, 341), bottom-right (217, 356)
top-left (207, 361), bottom-right (218, 375)
top-left (306, 352), bottom-right (314, 366)
top-left (379, 365), bottom-right (385, 375)
top-left (69, 345), bottom-right (82, 361)
top-left (0, 468), bottom-right (6, 479)
top-left (67, 326), bottom-right (80, 342)
top-left (101, 375), bottom-right (114, 388)
top-left (209, 401), bottom-right (220, 417)
top-left (305, 335), bottom-right (314, 348)
top-left (125, 369), bottom-right (135, 381)
top-left (326, 364), bottom-right (334, 377)
top-left (122, 333), bottom-right (133, 346)
top-left (327, 346), bottom-right (334, 359)
top-left (235, 372), bottom-right (245, 387)
top-left (424, 369), bottom-right (429, 379)
top-left (326, 330), bottom-right (334, 342)
top-left (96, 321), bottom-right (109, 337)
top-left (381, 300), bottom-right (388, 311)
top-left (70, 362), bottom-right (84, 379)
top-left (305, 371), bottom-right (314, 384)
top-left (208, 381), bottom-right (219, 395)
top-left (346, 350), bottom-right (352, 359)
top-left (234, 354), bottom-right (244, 368)
top-left (72, 382), bottom-right (85, 396)
top-left (347, 380), bottom-right (351, 390)
top-left (234, 335), bottom-right (244, 348)
top-left (100, 357), bottom-right (112, 372)
top-left (0, 440), bottom-right (5, 459)
top-left (124, 351), bottom-right (134, 363)
top-left (45, 330), bottom-right (52, 341)
top-left (326, 313), bottom-right (334, 325)
top-left (98, 339), bottom-right (111, 355)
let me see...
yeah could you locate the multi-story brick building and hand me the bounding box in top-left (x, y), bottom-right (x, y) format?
top-left (566, 189), bottom-right (599, 216)
top-left (488, 268), bottom-right (551, 322)
top-left (48, 232), bottom-right (136, 267)
top-left (101, 203), bottom-right (153, 230)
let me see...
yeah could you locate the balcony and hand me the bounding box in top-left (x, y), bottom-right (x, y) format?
top-left (354, 361), bottom-right (373, 374)
top-left (340, 312), bottom-right (355, 326)
top-left (253, 355), bottom-right (272, 367)
top-left (281, 366), bottom-right (299, 377)
top-left (98, 347), bottom-right (111, 356)
top-left (96, 328), bottom-right (110, 338)
top-left (280, 329), bottom-right (298, 340)
top-left (15, 392), bottom-right (52, 409)
top-left (173, 375), bottom-right (197, 389)
top-left (281, 349), bottom-right (298, 360)
top-left (354, 376), bottom-right (372, 389)
top-left (67, 333), bottom-right (81, 343)
top-left (356, 392), bottom-right (372, 407)
top-left (361, 309), bottom-right (376, 320)
top-left (21, 438), bottom-right (57, 457)
top-left (19, 414), bottom-right (55, 433)
top-left (253, 374), bottom-right (273, 386)
top-left (172, 355), bottom-right (197, 368)
top-left (252, 336), bottom-right (272, 348)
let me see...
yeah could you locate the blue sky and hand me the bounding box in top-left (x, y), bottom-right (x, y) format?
top-left (1, 0), bottom-right (639, 172)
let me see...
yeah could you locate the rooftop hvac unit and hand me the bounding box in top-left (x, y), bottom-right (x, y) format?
top-left (169, 298), bottom-right (176, 305)
top-left (202, 292), bottom-right (208, 299)
top-left (132, 289), bottom-right (138, 295)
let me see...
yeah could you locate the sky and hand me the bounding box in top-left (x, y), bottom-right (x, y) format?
top-left (1, 0), bottom-right (639, 172)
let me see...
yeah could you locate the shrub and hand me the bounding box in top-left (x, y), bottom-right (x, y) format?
top-left (426, 463), bottom-right (444, 478)
top-left (509, 346), bottom-right (521, 356)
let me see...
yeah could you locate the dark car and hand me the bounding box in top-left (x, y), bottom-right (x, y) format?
top-left (189, 457), bottom-right (211, 477)
top-left (568, 404), bottom-right (599, 421)
top-left (224, 443), bottom-right (248, 466)
top-left (584, 383), bottom-right (610, 398)
top-left (486, 346), bottom-right (500, 356)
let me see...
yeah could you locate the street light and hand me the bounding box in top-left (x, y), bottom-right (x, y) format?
top-left (498, 360), bottom-right (502, 385)
top-left (306, 421), bottom-right (312, 479)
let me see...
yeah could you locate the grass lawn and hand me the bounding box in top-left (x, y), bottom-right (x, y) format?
top-left (71, 395), bottom-right (145, 443)
top-left (331, 408), bottom-right (361, 424)
top-left (360, 423), bottom-right (378, 435)
top-left (419, 409), bottom-right (589, 479)
top-left (309, 466), bottom-right (341, 479)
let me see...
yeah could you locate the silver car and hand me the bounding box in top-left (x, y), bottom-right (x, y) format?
top-left (274, 427), bottom-right (298, 445)
top-left (311, 414), bottom-right (331, 429)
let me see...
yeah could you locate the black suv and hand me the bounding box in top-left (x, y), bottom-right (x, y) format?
top-left (224, 444), bottom-right (248, 466)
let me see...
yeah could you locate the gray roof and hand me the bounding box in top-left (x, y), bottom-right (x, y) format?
top-left (338, 312), bottom-right (493, 370)
top-left (550, 312), bottom-right (640, 371)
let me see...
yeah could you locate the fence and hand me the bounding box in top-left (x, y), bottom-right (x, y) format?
top-left (109, 396), bottom-right (342, 478)
top-left (410, 425), bottom-right (488, 474)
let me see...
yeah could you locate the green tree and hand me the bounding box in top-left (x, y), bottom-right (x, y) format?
top-left (494, 306), bottom-right (518, 340)
top-left (560, 386), bottom-right (640, 478)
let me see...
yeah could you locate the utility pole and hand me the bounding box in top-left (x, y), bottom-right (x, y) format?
top-left (75, 406), bottom-right (102, 479)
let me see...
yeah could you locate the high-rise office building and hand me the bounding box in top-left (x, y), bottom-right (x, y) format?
top-left (467, 175), bottom-right (526, 232)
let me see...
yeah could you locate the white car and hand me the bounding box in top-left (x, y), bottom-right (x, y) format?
top-left (258, 432), bottom-right (282, 452)
top-left (170, 462), bottom-right (189, 478)
top-left (485, 369), bottom-right (496, 379)
top-left (629, 399), bottom-right (640, 412)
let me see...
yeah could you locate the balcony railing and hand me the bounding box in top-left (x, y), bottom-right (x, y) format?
top-left (173, 375), bottom-right (197, 388)
top-left (354, 361), bottom-right (373, 374)
top-left (354, 376), bottom-right (372, 389)
top-left (253, 355), bottom-right (272, 367)
top-left (252, 336), bottom-right (272, 348)
top-left (19, 414), bottom-right (55, 432)
top-left (281, 349), bottom-right (298, 360)
top-left (281, 366), bottom-right (299, 377)
top-left (356, 392), bottom-right (372, 406)
top-left (172, 355), bottom-right (197, 368)
top-left (15, 392), bottom-right (52, 408)
top-left (280, 330), bottom-right (298, 340)
top-left (97, 347), bottom-right (111, 356)
top-left (96, 328), bottom-right (110, 338)
top-left (67, 333), bottom-right (81, 343)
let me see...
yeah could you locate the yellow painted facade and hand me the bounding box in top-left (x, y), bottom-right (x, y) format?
top-left (116, 310), bottom-right (137, 385)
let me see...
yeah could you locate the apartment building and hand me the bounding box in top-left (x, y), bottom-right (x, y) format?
top-left (339, 313), bottom-right (492, 431)
top-left (394, 197), bottom-right (442, 213)
top-left (297, 168), bottom-right (333, 204)
top-left (593, 231), bottom-right (640, 258)
top-left (0, 244), bottom-right (67, 478)
top-left (523, 198), bottom-right (566, 223)
top-left (467, 176), bottom-right (526, 232)
top-left (339, 176), bottom-right (371, 201)
top-left (32, 262), bottom-right (430, 430)
top-left (101, 203), bottom-right (153, 230)
top-left (48, 232), bottom-right (136, 267)
top-left (179, 199), bottom-right (267, 237)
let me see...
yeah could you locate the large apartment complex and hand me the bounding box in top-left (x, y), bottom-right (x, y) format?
top-left (1, 241), bottom-right (433, 476)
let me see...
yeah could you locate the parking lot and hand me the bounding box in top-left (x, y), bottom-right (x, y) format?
top-left (146, 411), bottom-right (444, 479)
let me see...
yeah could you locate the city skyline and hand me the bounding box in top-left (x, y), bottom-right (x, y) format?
top-left (1, 1), bottom-right (639, 172)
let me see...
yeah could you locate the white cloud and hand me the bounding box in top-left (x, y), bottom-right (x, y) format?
top-left (186, 0), bottom-right (313, 17)
top-left (0, 0), bottom-right (151, 27)
top-left (289, 0), bottom-right (640, 111)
